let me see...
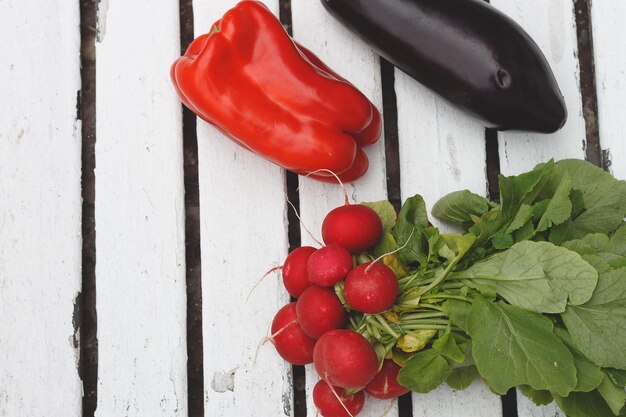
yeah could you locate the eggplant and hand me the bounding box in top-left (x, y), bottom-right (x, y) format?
top-left (321, 0), bottom-right (567, 133)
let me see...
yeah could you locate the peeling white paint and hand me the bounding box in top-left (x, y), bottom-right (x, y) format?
top-left (211, 368), bottom-right (237, 393)
top-left (96, 0), bottom-right (109, 43)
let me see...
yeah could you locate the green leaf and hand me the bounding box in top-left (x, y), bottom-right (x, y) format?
top-left (553, 159), bottom-right (626, 236)
top-left (492, 233), bottom-right (514, 249)
top-left (518, 385), bottom-right (554, 406)
top-left (597, 371), bottom-right (626, 415)
top-left (499, 160), bottom-right (555, 220)
top-left (537, 174), bottom-right (573, 232)
top-left (514, 220), bottom-right (535, 242)
top-left (467, 297), bottom-right (577, 396)
top-left (605, 368), bottom-right (626, 388)
top-left (397, 349), bottom-right (452, 393)
top-left (432, 190), bottom-right (491, 228)
top-left (505, 203), bottom-right (534, 233)
top-left (582, 233), bottom-right (611, 252)
top-left (549, 220), bottom-right (578, 245)
top-left (396, 195), bottom-right (429, 229)
top-left (441, 233), bottom-right (476, 258)
top-left (361, 200), bottom-right (397, 231)
top-left (610, 223), bottom-right (626, 257)
top-left (455, 241), bottom-right (598, 313)
top-left (555, 159), bottom-right (626, 211)
top-left (446, 366), bottom-right (478, 391)
top-left (554, 327), bottom-right (604, 392)
top-left (370, 230), bottom-right (400, 258)
top-left (391, 196), bottom-right (431, 264)
top-left (500, 161), bottom-right (554, 220)
top-left (554, 390), bottom-right (617, 417)
top-left (469, 209), bottom-right (506, 244)
top-left (432, 329), bottom-right (465, 363)
top-left (573, 206), bottom-right (626, 236)
top-left (442, 300), bottom-right (472, 332)
top-left (396, 329), bottom-right (437, 353)
top-left (570, 188), bottom-right (585, 218)
top-left (531, 200), bottom-right (550, 222)
top-left (562, 267), bottom-right (626, 369)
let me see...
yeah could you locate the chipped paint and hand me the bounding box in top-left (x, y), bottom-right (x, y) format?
top-left (96, 0), bottom-right (109, 43)
top-left (211, 368), bottom-right (237, 393)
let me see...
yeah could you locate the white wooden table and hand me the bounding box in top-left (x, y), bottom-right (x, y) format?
top-left (1, 0), bottom-right (624, 416)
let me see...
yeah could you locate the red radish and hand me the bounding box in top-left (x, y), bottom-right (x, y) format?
top-left (344, 262), bottom-right (398, 314)
top-left (282, 246), bottom-right (317, 298)
top-left (270, 303), bottom-right (316, 365)
top-left (307, 244), bottom-right (353, 287)
top-left (314, 329), bottom-right (378, 389)
top-left (365, 360), bottom-right (409, 399)
top-left (313, 380), bottom-right (365, 417)
top-left (296, 286), bottom-right (347, 339)
top-left (322, 204), bottom-right (383, 254)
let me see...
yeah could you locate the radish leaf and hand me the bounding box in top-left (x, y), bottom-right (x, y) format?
top-left (561, 267), bottom-right (626, 369)
top-left (467, 297), bottom-right (577, 396)
top-left (397, 349), bottom-right (452, 393)
top-left (454, 241), bottom-right (598, 313)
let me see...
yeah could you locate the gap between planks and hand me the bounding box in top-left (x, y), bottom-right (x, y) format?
top-left (79, 0), bottom-right (98, 415)
top-left (178, 0), bottom-right (205, 416)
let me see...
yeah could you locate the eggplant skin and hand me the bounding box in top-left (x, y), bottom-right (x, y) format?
top-left (321, 0), bottom-right (567, 133)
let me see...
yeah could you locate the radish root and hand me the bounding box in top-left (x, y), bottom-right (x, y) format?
top-left (303, 169), bottom-right (349, 206)
top-left (325, 378), bottom-right (356, 417)
top-left (285, 194), bottom-right (324, 246)
top-left (245, 265), bottom-right (283, 303)
top-left (253, 319), bottom-right (298, 366)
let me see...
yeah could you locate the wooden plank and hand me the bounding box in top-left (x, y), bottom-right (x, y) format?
top-left (395, 73), bottom-right (489, 215)
top-left (290, 1), bottom-right (392, 416)
top-left (591, 0), bottom-right (626, 181)
top-left (0, 2), bottom-right (82, 416)
top-left (491, 0), bottom-right (586, 177)
top-left (412, 380), bottom-right (501, 417)
top-left (488, 1), bottom-right (584, 416)
top-left (395, 71), bottom-right (502, 416)
top-left (94, 0), bottom-right (188, 415)
top-left (191, 1), bottom-right (293, 415)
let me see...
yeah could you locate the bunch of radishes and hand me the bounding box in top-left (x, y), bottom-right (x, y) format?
top-left (268, 196), bottom-right (408, 417)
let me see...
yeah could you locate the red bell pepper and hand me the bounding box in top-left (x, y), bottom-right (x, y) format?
top-left (170, 1), bottom-right (381, 182)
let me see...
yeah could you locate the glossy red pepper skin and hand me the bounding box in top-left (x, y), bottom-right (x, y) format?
top-left (171, 1), bottom-right (381, 182)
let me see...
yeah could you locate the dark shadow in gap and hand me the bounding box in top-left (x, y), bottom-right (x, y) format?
top-left (573, 0), bottom-right (603, 169)
top-left (485, 128), bottom-right (501, 203)
top-left (502, 387), bottom-right (519, 417)
top-left (79, 0), bottom-right (98, 416)
top-left (381, 58), bottom-right (402, 213)
top-left (179, 0), bottom-right (205, 416)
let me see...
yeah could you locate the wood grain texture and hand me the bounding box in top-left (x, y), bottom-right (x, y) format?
top-left (491, 0), bottom-right (586, 176)
top-left (95, 0), bottom-right (188, 415)
top-left (591, 0), bottom-right (626, 180)
top-left (395, 71), bottom-right (502, 417)
top-left (395, 73), bottom-right (489, 214)
top-left (0, 2), bottom-right (82, 416)
top-left (290, 1), bottom-right (392, 415)
top-left (488, 1), bottom-right (582, 415)
top-left (192, 1), bottom-right (293, 415)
